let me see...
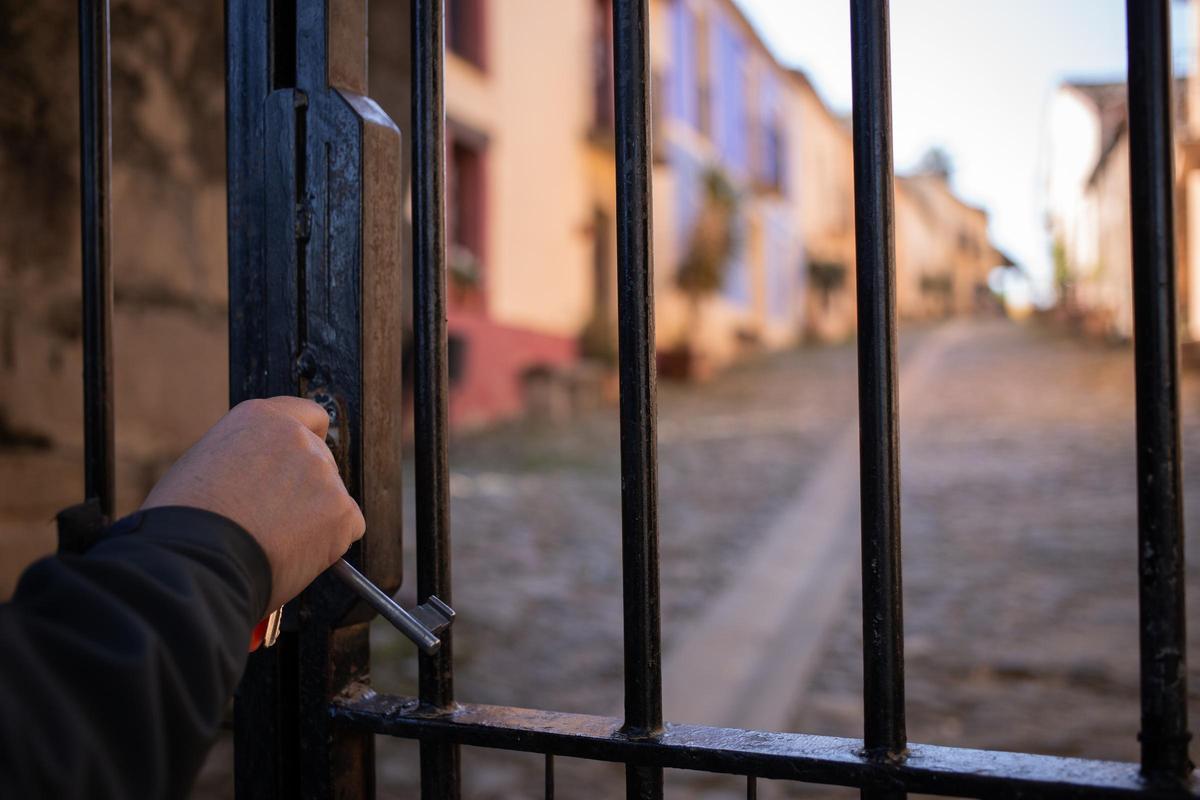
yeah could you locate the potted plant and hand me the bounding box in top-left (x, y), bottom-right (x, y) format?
top-left (448, 243), bottom-right (483, 310)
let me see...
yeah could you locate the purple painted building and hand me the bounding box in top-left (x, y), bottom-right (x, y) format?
top-left (661, 0), bottom-right (807, 352)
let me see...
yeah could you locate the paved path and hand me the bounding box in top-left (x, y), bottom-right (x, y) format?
top-left (776, 320), bottom-right (1200, 800)
top-left (661, 321), bottom-right (973, 731)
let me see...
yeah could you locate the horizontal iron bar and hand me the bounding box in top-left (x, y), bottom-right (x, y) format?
top-left (331, 694), bottom-right (1199, 799)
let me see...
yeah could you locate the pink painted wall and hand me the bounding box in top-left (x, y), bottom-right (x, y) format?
top-left (447, 310), bottom-right (578, 429)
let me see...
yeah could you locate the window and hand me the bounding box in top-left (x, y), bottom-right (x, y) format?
top-left (591, 208), bottom-right (613, 320)
top-left (667, 0), bottom-right (711, 136)
top-left (580, 208), bottom-right (617, 360)
top-left (447, 0), bottom-right (486, 69)
top-left (592, 0), bottom-right (615, 132)
top-left (694, 9), bottom-right (711, 137)
top-left (447, 128), bottom-right (488, 306)
top-left (652, 69), bottom-right (668, 162)
top-left (762, 122), bottom-right (785, 192)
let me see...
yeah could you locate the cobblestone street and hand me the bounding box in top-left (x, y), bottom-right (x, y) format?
top-left (780, 319), bottom-right (1200, 799)
top-left (368, 325), bottom-right (872, 799)
top-left (195, 318), bottom-right (1200, 799)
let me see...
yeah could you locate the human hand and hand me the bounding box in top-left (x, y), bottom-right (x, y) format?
top-left (141, 397), bottom-right (365, 611)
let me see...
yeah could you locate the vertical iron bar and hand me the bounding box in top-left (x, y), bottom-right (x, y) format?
top-left (78, 0), bottom-right (114, 519)
top-left (545, 754), bottom-right (555, 800)
top-left (612, 0), bottom-right (663, 797)
top-left (228, 2), bottom-right (294, 797)
top-left (413, 0), bottom-right (460, 797)
top-left (1126, 0), bottom-right (1193, 785)
top-left (747, 776), bottom-right (757, 800)
top-left (850, 1), bottom-right (906, 796)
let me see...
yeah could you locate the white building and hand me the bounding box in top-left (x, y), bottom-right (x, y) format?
top-left (1042, 80), bottom-right (1127, 326)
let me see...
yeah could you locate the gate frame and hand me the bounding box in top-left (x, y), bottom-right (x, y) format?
top-left (63, 0), bottom-right (1198, 797)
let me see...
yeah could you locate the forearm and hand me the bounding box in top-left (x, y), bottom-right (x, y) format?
top-left (0, 506), bottom-right (271, 800)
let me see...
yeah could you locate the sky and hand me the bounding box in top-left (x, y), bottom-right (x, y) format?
top-left (732, 0), bottom-right (1196, 304)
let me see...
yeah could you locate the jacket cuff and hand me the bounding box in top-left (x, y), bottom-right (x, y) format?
top-left (102, 506), bottom-right (273, 620)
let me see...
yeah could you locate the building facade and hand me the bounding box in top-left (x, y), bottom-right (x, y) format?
top-left (896, 172), bottom-right (997, 319)
top-left (651, 0), bottom-right (807, 373)
top-left (0, 0), bottom-right (1011, 476)
top-left (1044, 0), bottom-right (1200, 346)
top-left (1043, 79), bottom-right (1135, 337)
top-left (438, 0), bottom-right (595, 427)
top-left (1044, 69), bottom-right (1199, 342)
top-left (435, 0), bottom-right (1002, 409)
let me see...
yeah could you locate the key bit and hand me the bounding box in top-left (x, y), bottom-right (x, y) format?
top-left (330, 557), bottom-right (454, 655)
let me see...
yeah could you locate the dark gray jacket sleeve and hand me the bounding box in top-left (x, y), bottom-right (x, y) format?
top-left (0, 506), bottom-right (272, 800)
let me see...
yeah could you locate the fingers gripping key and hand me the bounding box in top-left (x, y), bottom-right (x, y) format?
top-left (250, 394), bottom-right (454, 656)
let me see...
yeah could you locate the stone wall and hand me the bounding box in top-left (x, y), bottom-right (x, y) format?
top-left (0, 0), bottom-right (230, 594)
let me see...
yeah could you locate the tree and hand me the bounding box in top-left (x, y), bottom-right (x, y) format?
top-left (675, 166), bottom-right (739, 346)
top-left (916, 146), bottom-right (954, 180)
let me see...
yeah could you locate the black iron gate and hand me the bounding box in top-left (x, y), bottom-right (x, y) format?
top-left (67, 0), bottom-right (1197, 796)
